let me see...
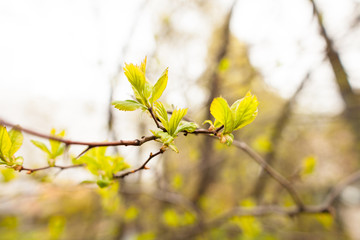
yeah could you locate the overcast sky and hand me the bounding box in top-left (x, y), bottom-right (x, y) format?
top-left (1, 0), bottom-right (359, 127)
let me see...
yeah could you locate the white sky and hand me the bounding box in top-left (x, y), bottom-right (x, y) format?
top-left (0, 0), bottom-right (359, 130)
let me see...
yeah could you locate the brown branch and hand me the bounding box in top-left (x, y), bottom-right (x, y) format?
top-left (169, 204), bottom-right (330, 239)
top-left (231, 139), bottom-right (305, 210)
top-left (251, 73), bottom-right (310, 200)
top-left (148, 107), bottom-right (166, 131)
top-left (323, 169), bottom-right (360, 206)
top-left (0, 118), bottom-right (157, 147)
top-left (18, 164), bottom-right (85, 174)
top-left (169, 169), bottom-right (360, 239)
top-left (114, 149), bottom-right (164, 179)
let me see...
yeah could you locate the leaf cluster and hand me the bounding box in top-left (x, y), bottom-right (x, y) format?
top-left (151, 102), bottom-right (197, 152)
top-left (0, 125), bottom-right (23, 168)
top-left (205, 91), bottom-right (258, 146)
top-left (112, 57), bottom-right (168, 111)
top-left (73, 147), bottom-right (129, 188)
top-left (31, 129), bottom-right (66, 166)
top-left (112, 58), bottom-right (198, 153)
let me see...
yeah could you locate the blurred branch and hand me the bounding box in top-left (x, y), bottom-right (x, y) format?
top-left (323, 169), bottom-right (360, 206)
top-left (309, 0), bottom-right (354, 102)
top-left (231, 139), bottom-right (305, 210)
top-left (169, 204), bottom-right (330, 239)
top-left (171, 169), bottom-right (360, 239)
top-left (309, 0), bottom-right (360, 150)
top-left (18, 164), bottom-right (85, 174)
top-left (251, 73), bottom-right (310, 201)
top-left (113, 149), bottom-right (164, 179)
top-left (0, 118), bottom-right (157, 147)
top-left (192, 0), bottom-right (237, 204)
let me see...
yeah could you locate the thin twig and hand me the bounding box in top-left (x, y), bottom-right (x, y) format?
top-left (19, 164), bottom-right (85, 174)
top-left (148, 107), bottom-right (166, 131)
top-left (231, 139), bottom-right (305, 210)
top-left (114, 149), bottom-right (164, 179)
top-left (168, 204), bottom-right (329, 239)
top-left (323, 169), bottom-right (360, 206)
top-left (0, 118), bottom-right (157, 147)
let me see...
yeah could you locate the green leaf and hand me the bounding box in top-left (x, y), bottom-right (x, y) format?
top-left (168, 108), bottom-right (187, 136)
top-left (31, 140), bottom-right (51, 155)
top-left (231, 91), bottom-right (258, 130)
top-left (97, 179), bottom-right (112, 188)
top-left (123, 63), bottom-right (148, 106)
top-left (143, 81), bottom-right (153, 100)
top-left (210, 97), bottom-right (234, 134)
top-left (202, 120), bottom-right (213, 127)
top-left (154, 102), bottom-right (169, 130)
top-left (168, 143), bottom-right (179, 153)
top-left (0, 126), bottom-right (12, 161)
top-left (150, 68), bottom-right (168, 104)
top-left (301, 156), bottom-right (317, 177)
top-left (49, 129), bottom-right (65, 158)
top-left (112, 100), bottom-right (145, 111)
top-left (124, 63), bottom-right (146, 94)
top-left (125, 206), bottom-right (139, 222)
top-left (174, 122), bottom-right (198, 135)
top-left (140, 57), bottom-right (147, 74)
top-left (1, 168), bottom-right (16, 182)
top-left (8, 128), bottom-right (23, 156)
top-left (151, 130), bottom-right (174, 145)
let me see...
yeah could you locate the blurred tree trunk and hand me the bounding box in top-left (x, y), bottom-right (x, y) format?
top-left (251, 75), bottom-right (309, 202)
top-left (310, 0), bottom-right (360, 151)
top-left (192, 3), bottom-right (236, 204)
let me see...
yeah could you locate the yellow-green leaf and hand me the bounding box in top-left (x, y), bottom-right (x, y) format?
top-left (0, 126), bottom-right (12, 161)
top-left (231, 91), bottom-right (258, 130)
top-left (8, 128), bottom-right (23, 156)
top-left (150, 68), bottom-right (168, 104)
top-left (112, 100), bottom-right (145, 111)
top-left (154, 102), bottom-right (169, 130)
top-left (168, 108), bottom-right (187, 136)
top-left (174, 121), bottom-right (197, 135)
top-left (301, 155), bottom-right (317, 177)
top-left (140, 56), bottom-right (147, 74)
top-left (210, 97), bottom-right (234, 134)
top-left (50, 129), bottom-right (65, 158)
top-left (31, 140), bottom-right (51, 155)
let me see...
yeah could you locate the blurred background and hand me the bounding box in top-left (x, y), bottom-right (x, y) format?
top-left (1, 0), bottom-right (360, 239)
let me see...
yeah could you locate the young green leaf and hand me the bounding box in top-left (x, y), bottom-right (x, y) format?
top-left (123, 62), bottom-right (149, 106)
top-left (76, 146), bottom-right (129, 187)
top-left (150, 68), bottom-right (168, 104)
top-left (231, 91), bottom-right (258, 130)
top-left (49, 129), bottom-right (65, 158)
top-left (174, 122), bottom-right (198, 135)
top-left (151, 130), bottom-right (174, 145)
top-left (8, 128), bottom-right (23, 157)
top-left (168, 108), bottom-right (188, 136)
top-left (0, 126), bottom-right (12, 161)
top-left (124, 63), bottom-right (146, 95)
top-left (210, 97), bottom-right (234, 134)
top-left (140, 56), bottom-right (147, 74)
top-left (31, 140), bottom-right (51, 155)
top-left (154, 102), bottom-right (169, 130)
top-left (112, 100), bottom-right (145, 111)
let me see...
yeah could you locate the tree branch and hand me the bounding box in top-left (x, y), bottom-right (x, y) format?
top-left (18, 164), bottom-right (85, 174)
top-left (0, 118), bottom-right (157, 147)
top-left (231, 139), bottom-right (305, 210)
top-left (113, 149), bottom-right (165, 179)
